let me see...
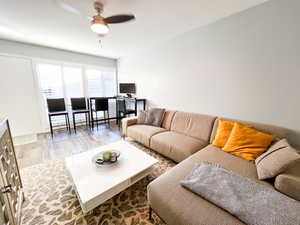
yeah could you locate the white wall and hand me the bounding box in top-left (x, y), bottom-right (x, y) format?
top-left (0, 55), bottom-right (41, 138)
top-left (119, 0), bottom-right (300, 147)
top-left (0, 40), bottom-right (117, 144)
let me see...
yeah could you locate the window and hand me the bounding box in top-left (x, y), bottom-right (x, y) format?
top-left (37, 64), bottom-right (63, 99)
top-left (86, 69), bottom-right (117, 97)
top-left (36, 62), bottom-right (117, 131)
top-left (63, 66), bottom-right (84, 99)
top-left (37, 63), bottom-right (65, 127)
top-left (103, 71), bottom-right (117, 97)
top-left (86, 69), bottom-right (103, 97)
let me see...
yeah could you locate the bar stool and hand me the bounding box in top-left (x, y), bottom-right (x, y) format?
top-left (92, 98), bottom-right (110, 129)
top-left (116, 98), bottom-right (137, 127)
top-left (70, 98), bottom-right (90, 133)
top-left (47, 98), bottom-right (71, 137)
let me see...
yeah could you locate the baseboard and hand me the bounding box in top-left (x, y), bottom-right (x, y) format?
top-left (13, 134), bottom-right (38, 146)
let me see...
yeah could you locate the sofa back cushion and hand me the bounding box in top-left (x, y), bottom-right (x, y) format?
top-left (161, 110), bottom-right (176, 130)
top-left (210, 118), bottom-right (288, 144)
top-left (170, 111), bottom-right (216, 141)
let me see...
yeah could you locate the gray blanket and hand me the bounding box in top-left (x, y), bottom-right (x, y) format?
top-left (181, 162), bottom-right (300, 225)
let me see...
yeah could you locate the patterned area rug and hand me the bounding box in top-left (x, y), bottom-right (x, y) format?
top-left (20, 141), bottom-right (176, 225)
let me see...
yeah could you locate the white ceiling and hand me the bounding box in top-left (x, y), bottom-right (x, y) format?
top-left (0, 0), bottom-right (269, 59)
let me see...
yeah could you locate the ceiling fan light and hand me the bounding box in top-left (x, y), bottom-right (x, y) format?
top-left (91, 18), bottom-right (109, 35)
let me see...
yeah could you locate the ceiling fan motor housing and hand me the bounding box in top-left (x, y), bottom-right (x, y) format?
top-left (94, 1), bottom-right (104, 14)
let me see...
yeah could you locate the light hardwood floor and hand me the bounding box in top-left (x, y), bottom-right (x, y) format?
top-left (15, 123), bottom-right (122, 169)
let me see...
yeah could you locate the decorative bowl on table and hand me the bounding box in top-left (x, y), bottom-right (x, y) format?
top-left (92, 150), bottom-right (121, 166)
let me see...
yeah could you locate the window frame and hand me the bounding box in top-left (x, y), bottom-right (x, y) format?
top-left (33, 60), bottom-right (117, 132)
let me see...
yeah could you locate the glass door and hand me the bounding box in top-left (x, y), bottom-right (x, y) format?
top-left (37, 63), bottom-right (64, 99)
top-left (36, 62), bottom-right (117, 132)
top-left (63, 66), bottom-right (85, 122)
top-left (63, 66), bottom-right (84, 99)
top-left (86, 69), bottom-right (104, 97)
top-left (86, 69), bottom-right (117, 97)
top-left (86, 68), bottom-right (117, 118)
top-left (37, 63), bottom-right (65, 129)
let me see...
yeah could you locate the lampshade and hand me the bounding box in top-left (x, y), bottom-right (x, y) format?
top-left (91, 17), bottom-right (109, 35)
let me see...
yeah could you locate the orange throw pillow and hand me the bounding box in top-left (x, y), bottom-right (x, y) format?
top-left (223, 123), bottom-right (276, 161)
top-left (212, 120), bottom-right (234, 148)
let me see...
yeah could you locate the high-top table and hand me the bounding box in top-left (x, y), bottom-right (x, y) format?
top-left (65, 140), bottom-right (158, 212)
top-left (88, 97), bottom-right (146, 128)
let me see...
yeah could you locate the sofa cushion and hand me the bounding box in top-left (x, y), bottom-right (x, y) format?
top-left (137, 111), bottom-right (147, 124)
top-left (127, 125), bottom-right (166, 147)
top-left (223, 123), bottom-right (276, 161)
top-left (137, 108), bottom-right (166, 127)
top-left (150, 131), bottom-right (207, 162)
top-left (210, 118), bottom-right (288, 144)
top-left (122, 117), bottom-right (138, 136)
top-left (256, 139), bottom-right (300, 180)
top-left (145, 108), bottom-right (166, 127)
top-left (170, 111), bottom-right (216, 141)
top-left (161, 110), bottom-right (176, 130)
top-left (212, 119), bottom-right (234, 148)
top-left (275, 163), bottom-right (300, 201)
top-left (148, 145), bottom-right (272, 225)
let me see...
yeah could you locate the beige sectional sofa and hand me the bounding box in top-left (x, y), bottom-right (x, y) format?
top-left (123, 111), bottom-right (216, 162)
top-left (122, 110), bottom-right (300, 225)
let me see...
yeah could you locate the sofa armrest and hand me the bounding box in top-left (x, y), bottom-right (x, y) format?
top-left (275, 163), bottom-right (300, 201)
top-left (122, 117), bottom-right (138, 137)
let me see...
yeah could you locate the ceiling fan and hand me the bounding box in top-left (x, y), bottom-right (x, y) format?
top-left (56, 0), bottom-right (135, 36)
top-left (90, 1), bottom-right (135, 36)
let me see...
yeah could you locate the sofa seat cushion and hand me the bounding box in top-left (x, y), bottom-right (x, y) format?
top-left (275, 163), bottom-right (300, 201)
top-left (148, 145), bottom-right (273, 225)
top-left (170, 111), bottom-right (216, 141)
top-left (150, 131), bottom-right (207, 162)
top-left (126, 125), bottom-right (166, 147)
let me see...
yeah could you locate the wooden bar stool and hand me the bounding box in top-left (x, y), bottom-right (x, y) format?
top-left (70, 98), bottom-right (90, 133)
top-left (47, 98), bottom-right (71, 137)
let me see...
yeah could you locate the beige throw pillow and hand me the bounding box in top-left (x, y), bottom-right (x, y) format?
top-left (255, 139), bottom-right (300, 180)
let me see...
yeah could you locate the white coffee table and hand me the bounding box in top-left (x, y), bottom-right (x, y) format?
top-left (65, 140), bottom-right (158, 213)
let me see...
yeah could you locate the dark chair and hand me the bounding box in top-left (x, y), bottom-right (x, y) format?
top-left (47, 98), bottom-right (71, 137)
top-left (70, 98), bottom-right (90, 133)
top-left (116, 98), bottom-right (137, 126)
top-left (92, 98), bottom-right (110, 129)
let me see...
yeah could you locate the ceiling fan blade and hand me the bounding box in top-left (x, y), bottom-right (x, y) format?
top-left (104, 14), bottom-right (135, 24)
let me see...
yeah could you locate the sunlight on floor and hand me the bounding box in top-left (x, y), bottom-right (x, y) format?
top-left (15, 123), bottom-right (122, 169)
